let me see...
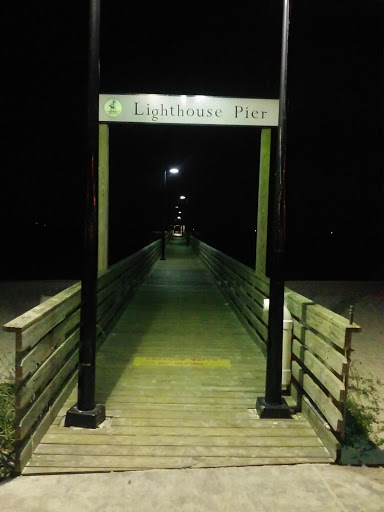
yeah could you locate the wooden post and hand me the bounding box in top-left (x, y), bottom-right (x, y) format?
top-left (98, 124), bottom-right (109, 272)
top-left (255, 128), bottom-right (271, 276)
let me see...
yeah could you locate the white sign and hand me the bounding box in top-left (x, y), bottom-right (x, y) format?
top-left (99, 94), bottom-right (279, 127)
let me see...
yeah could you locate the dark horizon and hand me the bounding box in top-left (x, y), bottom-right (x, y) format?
top-left (2, 0), bottom-right (383, 281)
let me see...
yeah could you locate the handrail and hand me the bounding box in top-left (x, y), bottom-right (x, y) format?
top-left (190, 236), bottom-right (361, 460)
top-left (3, 239), bottom-right (161, 474)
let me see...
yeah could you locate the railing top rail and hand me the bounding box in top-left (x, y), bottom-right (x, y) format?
top-left (192, 237), bottom-right (270, 292)
top-left (191, 237), bottom-right (361, 346)
top-left (3, 282), bottom-right (81, 334)
top-left (3, 239), bottom-right (161, 335)
top-left (284, 288), bottom-right (361, 335)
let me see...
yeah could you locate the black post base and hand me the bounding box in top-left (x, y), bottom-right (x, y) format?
top-left (256, 397), bottom-right (291, 419)
top-left (64, 404), bottom-right (106, 429)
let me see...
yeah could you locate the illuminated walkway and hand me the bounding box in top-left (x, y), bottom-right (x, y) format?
top-left (23, 239), bottom-right (332, 474)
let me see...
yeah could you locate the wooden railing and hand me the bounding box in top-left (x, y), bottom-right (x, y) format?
top-left (284, 289), bottom-right (360, 459)
top-left (4, 240), bottom-right (161, 473)
top-left (191, 237), bottom-right (361, 460)
top-left (190, 238), bottom-right (271, 353)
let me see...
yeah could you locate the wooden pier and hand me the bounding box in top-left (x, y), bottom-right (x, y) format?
top-left (22, 240), bottom-right (332, 474)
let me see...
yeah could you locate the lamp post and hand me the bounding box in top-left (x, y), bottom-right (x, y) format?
top-left (256, 0), bottom-right (291, 419)
top-left (65, 0), bottom-right (105, 429)
top-left (179, 195), bottom-right (189, 245)
top-left (161, 168), bottom-right (179, 260)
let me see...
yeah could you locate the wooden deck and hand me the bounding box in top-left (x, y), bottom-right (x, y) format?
top-left (23, 239), bottom-right (333, 474)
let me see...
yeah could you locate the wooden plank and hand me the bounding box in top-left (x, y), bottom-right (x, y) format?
top-left (285, 289), bottom-right (361, 349)
top-left (290, 380), bottom-right (302, 410)
top-left (46, 425), bottom-right (316, 437)
top-left (39, 434), bottom-right (322, 447)
top-left (17, 372), bottom-right (77, 474)
top-left (292, 319), bottom-right (348, 376)
top-left (304, 307), bottom-right (351, 349)
top-left (95, 388), bottom-right (262, 399)
top-left (23, 455), bottom-right (333, 474)
top-left (96, 241), bottom-right (159, 290)
top-left (53, 408), bottom-right (269, 422)
top-left (16, 330), bottom-right (79, 410)
top-left (230, 269), bottom-right (268, 300)
top-left (291, 338), bottom-right (345, 402)
top-left (233, 291), bottom-right (268, 342)
top-left (95, 373), bottom-right (264, 383)
top-left (203, 290), bottom-right (266, 354)
top-left (106, 417), bottom-right (299, 428)
top-left (98, 346), bottom-right (261, 355)
top-left (97, 280), bottom-right (148, 333)
top-left (291, 361), bottom-right (343, 432)
top-left (302, 398), bottom-right (340, 462)
top-left (97, 373), bottom-right (264, 383)
top-left (16, 352), bottom-right (78, 441)
top-left (284, 290), bottom-right (314, 320)
top-left (98, 393), bottom-right (262, 403)
top-left (209, 256), bottom-right (266, 307)
top-left (3, 282), bottom-right (81, 333)
top-left (97, 354), bottom-right (265, 366)
top-left (53, 414), bottom-right (310, 427)
top-left (25, 448), bottom-right (331, 470)
top-left (17, 308), bottom-right (81, 381)
top-left (202, 243), bottom-right (270, 296)
top-left (232, 284), bottom-right (266, 325)
top-left (97, 253), bottom-right (140, 290)
top-left (105, 402), bottom-right (255, 411)
top-left (234, 316), bottom-right (267, 356)
top-left (198, 250), bottom-right (268, 353)
top-left (256, 128), bottom-right (271, 275)
top-left (95, 383), bottom-right (265, 392)
top-left (6, 241), bottom-right (158, 349)
top-left (97, 345), bottom-right (262, 355)
top-left (32, 445), bottom-right (329, 458)
top-left (95, 396), bottom-right (257, 406)
top-left (13, 289), bottom-right (81, 352)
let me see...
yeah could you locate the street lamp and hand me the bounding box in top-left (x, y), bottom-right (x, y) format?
top-left (179, 194), bottom-right (190, 245)
top-left (161, 168), bottom-right (179, 260)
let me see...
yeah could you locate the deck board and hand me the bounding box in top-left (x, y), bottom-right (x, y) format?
top-left (23, 240), bottom-right (333, 475)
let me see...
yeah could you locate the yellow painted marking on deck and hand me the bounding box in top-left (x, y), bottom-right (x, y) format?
top-left (133, 357), bottom-right (231, 368)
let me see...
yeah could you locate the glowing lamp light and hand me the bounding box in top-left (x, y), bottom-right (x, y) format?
top-left (169, 168), bottom-right (179, 174)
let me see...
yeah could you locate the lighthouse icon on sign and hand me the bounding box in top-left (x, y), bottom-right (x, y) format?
top-left (104, 98), bottom-right (122, 118)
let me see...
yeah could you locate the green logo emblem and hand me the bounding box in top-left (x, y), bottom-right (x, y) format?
top-left (104, 99), bottom-right (122, 117)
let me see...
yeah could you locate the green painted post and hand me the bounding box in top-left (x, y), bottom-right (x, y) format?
top-left (98, 124), bottom-right (109, 272)
top-left (255, 128), bottom-right (271, 276)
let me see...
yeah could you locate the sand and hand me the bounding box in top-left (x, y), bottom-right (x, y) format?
top-left (287, 281), bottom-right (384, 465)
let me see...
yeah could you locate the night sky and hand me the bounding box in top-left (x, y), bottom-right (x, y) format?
top-left (2, 0), bottom-right (383, 280)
